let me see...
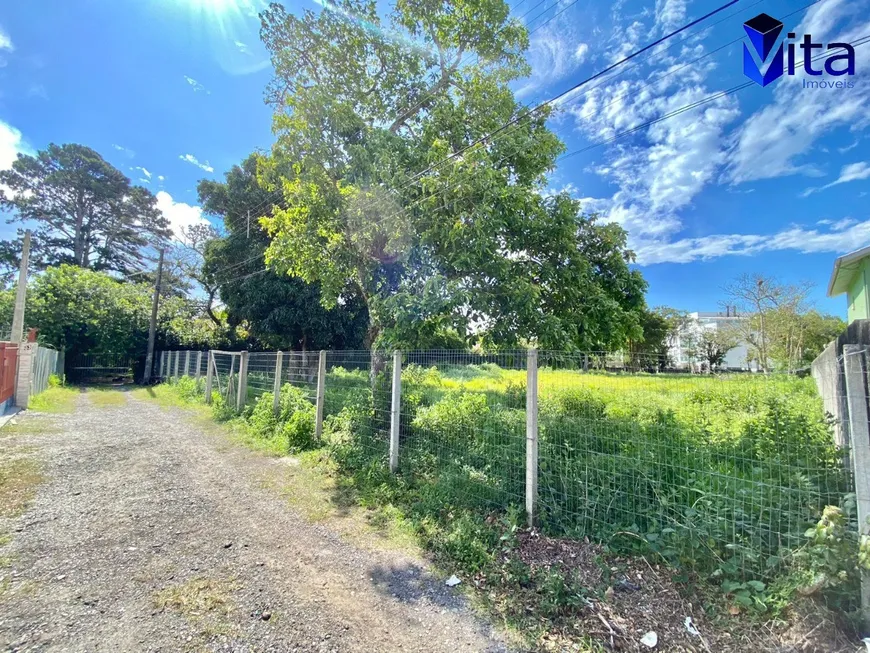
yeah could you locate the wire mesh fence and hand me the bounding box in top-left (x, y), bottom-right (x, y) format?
top-left (156, 346), bottom-right (865, 609)
top-left (536, 351), bottom-right (852, 583)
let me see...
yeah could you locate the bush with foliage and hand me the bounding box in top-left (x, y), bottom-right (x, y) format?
top-left (247, 384), bottom-right (316, 452)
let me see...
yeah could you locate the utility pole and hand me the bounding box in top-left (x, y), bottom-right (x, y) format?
top-left (246, 210), bottom-right (251, 239)
top-left (143, 248), bottom-right (164, 383)
top-left (11, 230), bottom-right (31, 344)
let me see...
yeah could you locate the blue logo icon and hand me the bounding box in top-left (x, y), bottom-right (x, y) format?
top-left (743, 13), bottom-right (784, 87)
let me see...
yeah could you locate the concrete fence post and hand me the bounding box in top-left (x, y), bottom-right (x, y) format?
top-left (204, 351), bottom-right (214, 404)
top-left (389, 350), bottom-right (402, 473)
top-left (843, 345), bottom-right (870, 629)
top-left (272, 351), bottom-right (283, 415)
top-left (236, 351), bottom-right (249, 412)
top-left (195, 351), bottom-right (203, 382)
top-left (315, 350), bottom-right (327, 441)
top-left (14, 342), bottom-right (37, 409)
top-left (184, 351), bottom-right (191, 377)
top-left (525, 348), bottom-right (539, 528)
top-left (173, 351), bottom-right (180, 380)
top-left (159, 351), bottom-right (166, 379)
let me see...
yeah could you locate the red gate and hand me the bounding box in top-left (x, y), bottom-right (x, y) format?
top-left (0, 342), bottom-right (19, 405)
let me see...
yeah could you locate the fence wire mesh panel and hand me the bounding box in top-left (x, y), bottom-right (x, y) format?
top-left (323, 351), bottom-right (392, 473)
top-left (210, 351), bottom-right (240, 405)
top-left (399, 350), bottom-right (528, 510)
top-left (536, 351), bottom-right (853, 584)
top-left (31, 346), bottom-right (59, 396)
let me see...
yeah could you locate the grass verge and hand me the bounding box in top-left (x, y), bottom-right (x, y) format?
top-left (28, 386), bottom-right (79, 413)
top-left (86, 388), bottom-right (127, 407)
top-left (0, 456), bottom-right (43, 518)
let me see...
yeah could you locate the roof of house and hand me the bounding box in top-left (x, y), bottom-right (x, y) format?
top-left (828, 244), bottom-right (870, 297)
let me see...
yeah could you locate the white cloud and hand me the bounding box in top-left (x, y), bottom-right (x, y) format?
top-left (574, 43), bottom-right (589, 63)
top-left (179, 154), bottom-right (214, 173)
top-left (184, 76), bottom-right (210, 95)
top-left (0, 25), bottom-right (13, 51)
top-left (0, 119), bottom-right (33, 199)
top-left (653, 0), bottom-right (687, 34)
top-left (133, 166), bottom-right (152, 180)
top-left (516, 24), bottom-right (587, 98)
top-left (234, 40), bottom-right (250, 54)
top-left (155, 191), bottom-right (210, 240)
top-left (157, 175), bottom-right (166, 182)
top-left (0, 119), bottom-right (30, 170)
top-left (112, 143), bottom-right (135, 158)
top-left (727, 0), bottom-right (870, 183)
top-left (567, 56), bottom-right (739, 240)
top-left (801, 162), bottom-right (870, 196)
top-left (634, 218), bottom-right (870, 264)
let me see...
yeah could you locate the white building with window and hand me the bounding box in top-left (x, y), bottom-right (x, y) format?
top-left (668, 310), bottom-right (758, 371)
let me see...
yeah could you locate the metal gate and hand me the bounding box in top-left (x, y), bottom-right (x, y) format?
top-left (66, 353), bottom-right (137, 384)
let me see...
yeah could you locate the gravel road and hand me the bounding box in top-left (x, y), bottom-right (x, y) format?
top-left (0, 390), bottom-right (512, 653)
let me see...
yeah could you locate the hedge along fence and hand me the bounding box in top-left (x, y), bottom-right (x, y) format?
top-left (157, 348), bottom-right (867, 616)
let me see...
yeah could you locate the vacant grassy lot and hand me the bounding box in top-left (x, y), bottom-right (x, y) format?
top-left (160, 361), bottom-right (858, 649)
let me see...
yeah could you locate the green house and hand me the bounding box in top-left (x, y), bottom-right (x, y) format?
top-left (828, 245), bottom-right (870, 323)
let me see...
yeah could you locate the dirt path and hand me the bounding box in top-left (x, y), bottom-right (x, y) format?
top-left (0, 391), bottom-right (512, 653)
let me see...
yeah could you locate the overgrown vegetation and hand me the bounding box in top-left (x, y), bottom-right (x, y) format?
top-left (27, 385), bottom-right (78, 413)
top-left (158, 361), bottom-right (865, 644)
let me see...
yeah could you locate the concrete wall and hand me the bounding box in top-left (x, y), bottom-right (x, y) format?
top-left (811, 318), bottom-right (870, 449)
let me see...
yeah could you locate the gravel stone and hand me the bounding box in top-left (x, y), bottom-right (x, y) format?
top-left (0, 391), bottom-right (511, 652)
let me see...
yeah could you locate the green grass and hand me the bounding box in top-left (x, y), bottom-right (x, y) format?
top-left (86, 388), bottom-right (128, 407)
top-left (0, 456), bottom-right (43, 518)
top-left (27, 386), bottom-right (79, 413)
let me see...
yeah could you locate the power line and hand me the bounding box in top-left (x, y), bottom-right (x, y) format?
top-left (211, 4), bottom-right (862, 293)
top-left (222, 32), bottom-right (869, 289)
top-left (222, 0), bottom-right (744, 241)
top-left (310, 0), bottom-right (756, 235)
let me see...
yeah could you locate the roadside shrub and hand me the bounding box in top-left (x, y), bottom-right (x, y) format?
top-left (48, 373), bottom-right (62, 388)
top-left (246, 383), bottom-right (316, 452)
top-left (169, 375), bottom-right (203, 402)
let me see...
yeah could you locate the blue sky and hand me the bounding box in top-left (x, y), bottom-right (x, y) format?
top-left (0, 0), bottom-right (868, 317)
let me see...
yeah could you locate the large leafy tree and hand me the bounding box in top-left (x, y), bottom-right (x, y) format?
top-left (257, 0), bottom-right (646, 350)
top-left (0, 143), bottom-right (172, 276)
top-left (198, 155), bottom-right (369, 351)
top-left (0, 265), bottom-right (226, 360)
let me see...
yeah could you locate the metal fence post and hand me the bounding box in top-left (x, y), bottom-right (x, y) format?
top-left (173, 351), bottom-right (180, 380)
top-left (843, 345), bottom-right (870, 628)
top-left (184, 351), bottom-right (191, 377)
top-left (315, 350), bottom-right (327, 441)
top-left (272, 351), bottom-right (283, 415)
top-left (204, 351), bottom-right (214, 404)
top-left (526, 348), bottom-right (539, 528)
top-left (195, 351), bottom-right (203, 382)
top-left (389, 350), bottom-right (402, 473)
top-left (236, 351), bottom-right (249, 412)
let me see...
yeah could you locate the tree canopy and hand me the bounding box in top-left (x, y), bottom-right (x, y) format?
top-left (0, 143), bottom-right (171, 277)
top-left (198, 155), bottom-right (369, 351)
top-left (256, 0), bottom-right (647, 351)
top-left (0, 265), bottom-right (226, 360)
